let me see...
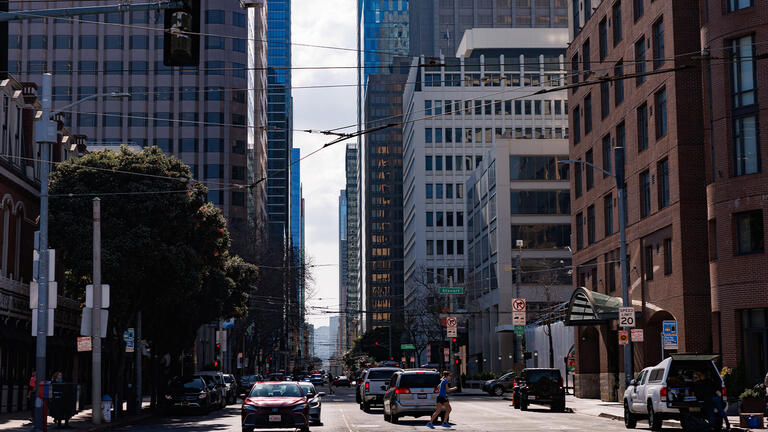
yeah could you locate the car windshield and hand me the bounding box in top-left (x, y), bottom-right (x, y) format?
top-left (399, 373), bottom-right (440, 388)
top-left (523, 370), bottom-right (560, 384)
top-left (170, 378), bottom-right (204, 392)
top-left (500, 373), bottom-right (514, 380)
top-left (368, 370), bottom-right (397, 380)
top-left (300, 384), bottom-right (315, 395)
top-left (224, 376), bottom-right (233, 383)
top-left (249, 383), bottom-right (303, 398)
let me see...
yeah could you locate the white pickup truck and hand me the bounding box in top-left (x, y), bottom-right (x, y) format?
top-left (623, 354), bottom-right (726, 431)
top-left (358, 367), bottom-right (402, 413)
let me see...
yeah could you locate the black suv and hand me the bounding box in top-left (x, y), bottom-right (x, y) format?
top-left (513, 368), bottom-right (565, 412)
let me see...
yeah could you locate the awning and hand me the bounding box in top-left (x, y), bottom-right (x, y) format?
top-left (565, 287), bottom-right (624, 326)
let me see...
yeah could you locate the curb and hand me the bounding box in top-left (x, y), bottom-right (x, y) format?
top-left (598, 412), bottom-right (622, 421)
top-left (78, 412), bottom-right (154, 431)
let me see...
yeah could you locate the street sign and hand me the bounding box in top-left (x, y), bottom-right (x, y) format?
top-left (124, 328), bottom-right (135, 352)
top-left (86, 284), bottom-right (110, 309)
top-left (512, 298), bottom-right (527, 312)
top-left (446, 317), bottom-right (457, 328)
top-left (426, 345), bottom-right (431, 359)
top-left (439, 287), bottom-right (464, 295)
top-left (447, 327), bottom-right (457, 338)
top-left (77, 336), bottom-right (92, 352)
top-left (80, 308), bottom-right (108, 338)
top-left (618, 330), bottom-right (629, 345)
top-left (443, 347), bottom-right (449, 362)
top-left (663, 320), bottom-right (678, 350)
top-left (514, 325), bottom-right (525, 336)
top-left (31, 309), bottom-right (54, 336)
top-left (512, 311), bottom-right (526, 326)
top-left (401, 344), bottom-right (416, 350)
top-left (29, 281), bottom-right (57, 309)
top-left (216, 330), bottom-right (227, 344)
top-left (619, 307), bottom-right (636, 328)
top-left (631, 329), bottom-right (644, 342)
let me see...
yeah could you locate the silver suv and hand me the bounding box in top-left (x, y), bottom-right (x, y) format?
top-left (383, 370), bottom-right (441, 424)
top-left (358, 367), bottom-right (402, 412)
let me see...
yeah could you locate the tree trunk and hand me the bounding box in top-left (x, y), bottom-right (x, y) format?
top-left (547, 323), bottom-right (555, 369)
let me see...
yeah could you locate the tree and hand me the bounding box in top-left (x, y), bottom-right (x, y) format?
top-left (402, 266), bottom-right (447, 366)
top-left (48, 147), bottom-right (250, 404)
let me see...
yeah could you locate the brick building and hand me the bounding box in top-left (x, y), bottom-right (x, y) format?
top-left (565, 0), bottom-right (710, 400)
top-left (701, 0), bottom-right (768, 385)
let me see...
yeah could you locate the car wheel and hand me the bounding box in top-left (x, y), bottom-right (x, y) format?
top-left (363, 401), bottom-right (371, 413)
top-left (384, 412), bottom-right (391, 422)
top-left (300, 426), bottom-right (310, 432)
top-left (520, 400), bottom-right (528, 411)
top-left (623, 402), bottom-right (636, 429)
top-left (391, 414), bottom-right (399, 424)
top-left (493, 386), bottom-right (504, 397)
top-left (648, 403), bottom-right (662, 431)
top-left (356, 391), bottom-right (362, 404)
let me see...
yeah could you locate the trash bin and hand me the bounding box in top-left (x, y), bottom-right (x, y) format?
top-left (101, 395), bottom-right (112, 423)
top-left (50, 383), bottom-right (77, 427)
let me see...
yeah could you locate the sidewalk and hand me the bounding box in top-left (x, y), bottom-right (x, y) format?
top-left (0, 400), bottom-right (153, 431)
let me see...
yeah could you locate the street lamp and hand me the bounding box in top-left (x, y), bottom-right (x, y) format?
top-left (33, 74), bottom-right (130, 430)
top-left (558, 146), bottom-right (632, 386)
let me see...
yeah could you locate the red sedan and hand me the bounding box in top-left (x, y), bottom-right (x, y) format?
top-left (241, 382), bottom-right (310, 432)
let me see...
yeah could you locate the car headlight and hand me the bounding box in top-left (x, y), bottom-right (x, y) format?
top-left (293, 404), bottom-right (307, 411)
top-left (309, 398), bottom-right (320, 408)
top-left (199, 393), bottom-right (207, 399)
top-left (164, 394), bottom-right (172, 400)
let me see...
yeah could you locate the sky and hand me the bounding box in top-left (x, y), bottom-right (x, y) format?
top-left (292, 0), bottom-right (357, 328)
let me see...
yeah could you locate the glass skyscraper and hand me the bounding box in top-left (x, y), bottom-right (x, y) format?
top-left (291, 147), bottom-right (302, 252)
top-left (267, 0), bottom-right (293, 245)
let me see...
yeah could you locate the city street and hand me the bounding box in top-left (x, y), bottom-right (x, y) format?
top-left (111, 387), bottom-right (681, 432)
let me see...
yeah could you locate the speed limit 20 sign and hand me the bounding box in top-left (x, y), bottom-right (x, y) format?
top-left (619, 307), bottom-right (635, 328)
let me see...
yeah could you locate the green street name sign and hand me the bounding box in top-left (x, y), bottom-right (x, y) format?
top-left (401, 344), bottom-right (416, 350)
top-left (514, 325), bottom-right (525, 336)
top-left (439, 287), bottom-right (464, 294)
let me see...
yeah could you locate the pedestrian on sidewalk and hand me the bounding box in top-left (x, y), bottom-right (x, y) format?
top-left (427, 371), bottom-right (457, 429)
top-left (27, 370), bottom-right (36, 422)
top-left (327, 372), bottom-right (335, 395)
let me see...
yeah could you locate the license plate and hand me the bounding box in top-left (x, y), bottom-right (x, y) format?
top-left (690, 407), bottom-right (701, 412)
top-left (418, 394), bottom-right (427, 399)
top-left (528, 396), bottom-right (536, 400)
top-left (269, 415), bottom-right (281, 422)
top-left (181, 401), bottom-right (189, 406)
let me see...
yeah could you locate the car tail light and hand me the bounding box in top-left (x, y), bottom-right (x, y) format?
top-left (513, 380), bottom-right (517, 387)
top-left (365, 382), bottom-right (369, 391)
top-left (721, 387), bottom-right (727, 399)
top-left (395, 387), bottom-right (410, 394)
top-left (659, 387), bottom-right (667, 402)
top-left (559, 377), bottom-right (564, 389)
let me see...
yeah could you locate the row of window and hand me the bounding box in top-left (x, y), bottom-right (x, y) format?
top-left (56, 86), bottom-right (245, 103)
top-left (425, 183), bottom-right (465, 200)
top-left (20, 34), bottom-right (247, 52)
top-left (14, 60), bottom-right (247, 78)
top-left (426, 211), bottom-right (465, 228)
top-left (425, 239), bottom-right (465, 256)
top-left (424, 99), bottom-right (567, 117)
top-left (425, 127), bottom-right (569, 144)
top-left (76, 112), bottom-right (243, 128)
top-left (424, 268), bottom-right (465, 285)
top-left (425, 155), bottom-right (483, 171)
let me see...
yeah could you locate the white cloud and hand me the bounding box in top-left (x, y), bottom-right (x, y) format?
top-left (292, 0), bottom-right (357, 328)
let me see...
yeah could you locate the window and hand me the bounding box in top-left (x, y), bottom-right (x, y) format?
top-left (509, 156), bottom-right (569, 180)
top-left (129, 61), bottom-right (148, 75)
top-left (155, 86), bottom-right (173, 101)
top-left (612, 1), bottom-right (622, 45)
top-left (635, 37), bottom-right (646, 85)
top-left (658, 158), bottom-right (670, 208)
top-left (655, 87), bottom-right (667, 138)
top-left (582, 39), bottom-right (591, 80)
top-left (426, 156), bottom-right (433, 171)
top-left (573, 106), bottom-right (581, 143)
top-left (571, 54), bottom-right (580, 85)
top-left (599, 18), bottom-right (608, 61)
top-left (79, 61), bottom-right (97, 75)
top-left (78, 113), bottom-right (96, 127)
top-left (205, 36), bottom-right (226, 50)
top-left (709, 219), bottom-right (718, 261)
top-left (436, 156), bottom-right (443, 171)
top-left (130, 35), bottom-right (149, 49)
top-left (436, 184), bottom-right (443, 199)
top-left (54, 35), bottom-right (72, 49)
top-left (53, 61), bottom-right (72, 74)
top-left (104, 61), bottom-right (123, 74)
top-left (510, 191), bottom-right (570, 215)
top-left (206, 10), bottom-right (226, 24)
top-left (733, 116), bottom-right (759, 176)
top-left (28, 35), bottom-right (47, 49)
top-left (205, 61), bottom-right (225, 75)
top-left (586, 149), bottom-right (594, 190)
top-left (180, 87), bottom-right (198, 101)
top-left (105, 12), bottom-right (123, 23)
top-left (79, 35), bottom-right (98, 49)
top-left (584, 93), bottom-right (592, 134)
top-left (436, 212), bottom-right (444, 227)
top-left (736, 210), bottom-right (764, 254)
top-left (730, 35), bottom-right (756, 109)
top-left (614, 61), bottom-right (625, 105)
top-left (457, 212), bottom-right (464, 227)
top-left (575, 160), bottom-right (582, 198)
top-left (640, 170), bottom-right (651, 218)
top-left (204, 164), bottom-right (224, 179)
top-left (232, 191), bottom-right (245, 207)
top-left (604, 194), bottom-right (614, 236)
top-left (637, 103), bottom-right (649, 151)
top-left (576, 213), bottom-right (584, 250)
top-left (426, 212), bottom-right (434, 227)
top-left (102, 112), bottom-right (122, 127)
top-left (426, 184), bottom-right (433, 199)
top-left (104, 35), bottom-right (123, 49)
top-left (154, 138), bottom-right (173, 153)
top-left (727, 0), bottom-right (752, 12)
top-left (233, 11), bottom-right (246, 27)
top-left (601, 81), bottom-right (610, 118)
top-left (587, 205), bottom-right (596, 245)
top-left (446, 184), bottom-right (454, 199)
top-left (154, 112), bottom-right (173, 127)
top-left (633, 0), bottom-right (643, 21)
top-left (205, 139), bottom-right (223, 153)
top-left (128, 112), bottom-right (147, 127)
top-left (644, 245), bottom-right (654, 280)
top-left (425, 128), bottom-right (433, 143)
top-left (131, 10), bottom-right (150, 23)
top-left (179, 138), bottom-right (197, 152)
top-left (233, 38), bottom-right (246, 52)
top-left (652, 18), bottom-right (665, 69)
top-left (602, 135), bottom-right (612, 177)
top-left (663, 238), bottom-right (672, 275)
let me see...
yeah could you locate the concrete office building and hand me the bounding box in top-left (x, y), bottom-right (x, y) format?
top-left (402, 29), bottom-right (569, 369)
top-left (566, 0), bottom-right (709, 401)
top-left (700, 0), bottom-right (768, 385)
top-left (465, 138), bottom-right (571, 374)
top-left (409, 0), bottom-right (568, 58)
top-left (338, 190), bottom-right (349, 353)
top-left (9, 2), bottom-right (269, 250)
top-left (345, 143), bottom-right (362, 340)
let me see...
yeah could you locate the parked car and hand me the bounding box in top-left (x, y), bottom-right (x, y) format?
top-left (333, 376), bottom-right (351, 387)
top-left (299, 382), bottom-right (326, 425)
top-left (285, 375), bottom-right (293, 382)
top-left (512, 368), bottom-right (565, 412)
top-left (241, 381), bottom-right (310, 432)
top-left (482, 372), bottom-right (516, 396)
top-left (358, 367), bottom-right (402, 412)
top-left (309, 374), bottom-right (325, 386)
top-left (239, 375), bottom-right (262, 396)
top-left (195, 371), bottom-right (228, 408)
top-left (164, 376), bottom-right (214, 413)
top-left (222, 374), bottom-right (238, 404)
top-left (268, 373), bottom-right (285, 381)
top-left (383, 370), bottom-right (442, 424)
top-left (623, 354), bottom-right (726, 431)
top-left (194, 375), bottom-right (225, 410)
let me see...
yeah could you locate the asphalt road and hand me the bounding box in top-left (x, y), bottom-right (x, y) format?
top-left (112, 386), bottom-right (677, 432)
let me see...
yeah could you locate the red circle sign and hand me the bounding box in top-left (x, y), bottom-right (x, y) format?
top-left (513, 299), bottom-right (526, 311)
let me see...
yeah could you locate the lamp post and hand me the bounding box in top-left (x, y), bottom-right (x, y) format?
top-left (33, 74), bottom-right (129, 430)
top-left (559, 147), bottom-right (632, 386)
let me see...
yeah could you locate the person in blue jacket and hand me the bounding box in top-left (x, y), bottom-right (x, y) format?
top-left (427, 371), bottom-right (457, 429)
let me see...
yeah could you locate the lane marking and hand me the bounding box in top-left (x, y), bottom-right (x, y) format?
top-left (340, 406), bottom-right (355, 432)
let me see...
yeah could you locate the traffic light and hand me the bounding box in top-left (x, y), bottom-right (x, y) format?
top-left (451, 338), bottom-right (457, 343)
top-left (455, 358), bottom-right (461, 365)
top-left (163, 0), bottom-right (200, 66)
top-left (375, 341), bottom-right (379, 346)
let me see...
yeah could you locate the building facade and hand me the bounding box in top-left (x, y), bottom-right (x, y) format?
top-left (701, 0), bottom-right (768, 385)
top-left (338, 190), bottom-right (349, 353)
top-left (566, 0), bottom-right (710, 401)
top-left (465, 138), bottom-right (571, 374)
top-left (409, 0), bottom-right (569, 58)
top-left (345, 144), bottom-right (362, 340)
top-left (9, 2), bottom-right (268, 249)
top-left (402, 29), bottom-right (570, 369)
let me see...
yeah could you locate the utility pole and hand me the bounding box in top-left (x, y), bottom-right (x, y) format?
top-left (615, 147), bottom-right (633, 386)
top-left (515, 242), bottom-right (522, 367)
top-left (33, 72), bottom-right (55, 432)
top-left (135, 310), bottom-right (142, 414)
top-left (92, 198), bottom-right (102, 425)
